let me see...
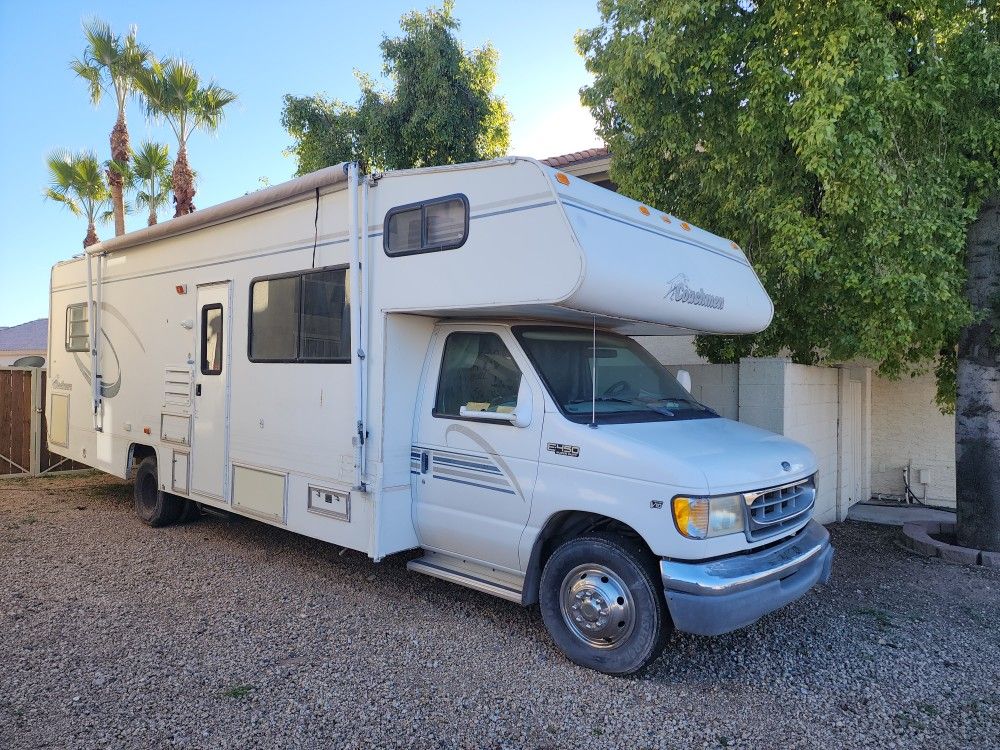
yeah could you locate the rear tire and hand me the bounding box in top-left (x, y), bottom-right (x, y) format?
top-left (177, 500), bottom-right (202, 523)
top-left (540, 532), bottom-right (670, 675)
top-left (134, 456), bottom-right (183, 527)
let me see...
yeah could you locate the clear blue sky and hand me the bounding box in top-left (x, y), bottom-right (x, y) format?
top-left (0, 1), bottom-right (602, 327)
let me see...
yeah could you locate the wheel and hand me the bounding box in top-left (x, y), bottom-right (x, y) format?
top-left (177, 499), bottom-right (202, 523)
top-left (133, 456), bottom-right (183, 527)
top-left (539, 532), bottom-right (670, 675)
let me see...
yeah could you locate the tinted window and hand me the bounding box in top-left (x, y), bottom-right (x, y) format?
top-left (201, 304), bottom-right (223, 375)
top-left (384, 195), bottom-right (468, 256)
top-left (434, 332), bottom-right (522, 419)
top-left (65, 303), bottom-right (89, 352)
top-left (300, 269), bottom-right (350, 360)
top-left (386, 208), bottom-right (422, 254)
top-left (249, 267), bottom-right (350, 363)
top-left (250, 276), bottom-right (299, 360)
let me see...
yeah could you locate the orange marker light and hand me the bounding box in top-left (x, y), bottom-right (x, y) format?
top-left (555, 172), bottom-right (570, 186)
top-left (661, 215), bottom-right (672, 224)
top-left (681, 222), bottom-right (692, 232)
top-left (175, 284), bottom-right (187, 295)
top-left (730, 241), bottom-right (740, 250)
top-left (143, 427), bottom-right (151, 435)
top-left (639, 205), bottom-right (650, 216)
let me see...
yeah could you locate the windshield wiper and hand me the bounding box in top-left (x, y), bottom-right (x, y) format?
top-left (567, 397), bottom-right (637, 406)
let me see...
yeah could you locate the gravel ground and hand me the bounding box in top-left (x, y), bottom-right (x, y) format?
top-left (2, 472), bottom-right (999, 750)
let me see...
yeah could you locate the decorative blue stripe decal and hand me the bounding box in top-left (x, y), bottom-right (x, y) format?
top-left (432, 456), bottom-right (502, 474)
top-left (433, 474), bottom-right (516, 494)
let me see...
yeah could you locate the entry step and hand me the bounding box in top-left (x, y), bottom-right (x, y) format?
top-left (407, 552), bottom-right (523, 603)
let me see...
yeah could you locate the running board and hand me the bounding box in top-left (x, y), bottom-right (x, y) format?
top-left (407, 552), bottom-right (524, 603)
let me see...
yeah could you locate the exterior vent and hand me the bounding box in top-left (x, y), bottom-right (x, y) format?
top-left (163, 366), bottom-right (193, 408)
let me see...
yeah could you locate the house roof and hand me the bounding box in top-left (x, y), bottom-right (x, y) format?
top-left (541, 147), bottom-right (609, 168)
top-left (0, 318), bottom-right (48, 352)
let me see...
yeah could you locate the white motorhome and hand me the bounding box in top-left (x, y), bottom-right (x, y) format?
top-left (47, 157), bottom-right (832, 674)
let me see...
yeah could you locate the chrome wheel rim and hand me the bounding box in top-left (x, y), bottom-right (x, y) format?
top-left (559, 564), bottom-right (635, 649)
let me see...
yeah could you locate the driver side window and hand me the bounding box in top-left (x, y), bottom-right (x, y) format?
top-left (434, 332), bottom-right (522, 419)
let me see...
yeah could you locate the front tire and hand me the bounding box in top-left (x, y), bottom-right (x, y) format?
top-left (134, 456), bottom-right (183, 527)
top-left (540, 533), bottom-right (670, 675)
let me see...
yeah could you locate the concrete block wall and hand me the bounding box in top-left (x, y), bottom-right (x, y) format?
top-left (871, 370), bottom-right (956, 507)
top-left (781, 363), bottom-right (842, 525)
top-left (735, 359), bottom-right (844, 524)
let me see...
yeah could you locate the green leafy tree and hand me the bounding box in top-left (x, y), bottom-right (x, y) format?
top-left (128, 141), bottom-right (173, 226)
top-left (71, 19), bottom-right (150, 237)
top-left (281, 1), bottom-right (510, 173)
top-left (579, 1), bottom-right (1000, 551)
top-left (44, 150), bottom-right (113, 249)
top-left (137, 58), bottom-right (237, 217)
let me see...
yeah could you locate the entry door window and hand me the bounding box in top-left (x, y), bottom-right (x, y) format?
top-left (434, 332), bottom-right (521, 418)
top-left (201, 304), bottom-right (224, 375)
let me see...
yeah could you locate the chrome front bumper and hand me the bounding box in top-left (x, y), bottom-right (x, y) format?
top-left (659, 520), bottom-right (833, 636)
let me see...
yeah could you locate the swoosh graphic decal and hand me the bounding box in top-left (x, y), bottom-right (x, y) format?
top-left (443, 424), bottom-right (525, 501)
top-left (72, 329), bottom-right (122, 397)
top-left (70, 304), bottom-right (144, 400)
top-left (101, 302), bottom-right (146, 353)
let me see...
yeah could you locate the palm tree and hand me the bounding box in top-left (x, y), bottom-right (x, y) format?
top-left (137, 58), bottom-right (237, 217)
top-left (71, 19), bottom-right (150, 237)
top-left (45, 151), bottom-right (113, 249)
top-left (129, 141), bottom-right (172, 226)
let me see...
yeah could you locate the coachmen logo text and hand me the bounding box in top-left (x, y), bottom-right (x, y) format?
top-left (664, 274), bottom-right (725, 310)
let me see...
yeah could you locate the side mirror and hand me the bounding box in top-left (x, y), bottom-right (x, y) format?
top-left (456, 378), bottom-right (533, 427)
top-left (676, 369), bottom-right (692, 393)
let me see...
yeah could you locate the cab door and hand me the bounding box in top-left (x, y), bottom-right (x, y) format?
top-left (412, 327), bottom-right (543, 571)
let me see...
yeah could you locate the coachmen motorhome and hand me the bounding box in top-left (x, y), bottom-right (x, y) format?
top-left (48, 157), bottom-right (832, 674)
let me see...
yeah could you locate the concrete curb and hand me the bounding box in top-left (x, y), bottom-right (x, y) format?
top-left (900, 521), bottom-right (997, 567)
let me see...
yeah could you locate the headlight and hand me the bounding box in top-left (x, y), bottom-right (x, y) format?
top-left (672, 494), bottom-right (745, 539)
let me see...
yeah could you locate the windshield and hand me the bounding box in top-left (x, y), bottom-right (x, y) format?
top-left (514, 326), bottom-right (719, 424)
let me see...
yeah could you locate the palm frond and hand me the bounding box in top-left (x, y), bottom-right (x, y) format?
top-left (44, 149), bottom-right (112, 225)
top-left (44, 187), bottom-right (82, 217)
top-left (135, 58), bottom-right (235, 146)
top-left (70, 58), bottom-right (103, 105)
top-left (74, 17), bottom-right (152, 112)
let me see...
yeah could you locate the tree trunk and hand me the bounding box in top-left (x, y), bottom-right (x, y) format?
top-left (148, 202), bottom-right (157, 226)
top-left (109, 111), bottom-right (129, 236)
top-left (955, 196), bottom-right (1000, 553)
top-left (83, 222), bottom-right (99, 249)
top-left (172, 145), bottom-right (196, 217)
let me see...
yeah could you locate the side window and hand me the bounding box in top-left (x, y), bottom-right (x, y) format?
top-left (384, 194), bottom-right (469, 256)
top-left (200, 303), bottom-right (224, 375)
top-left (250, 276), bottom-right (299, 360)
top-left (434, 332), bottom-right (522, 419)
top-left (249, 266), bottom-right (350, 363)
top-left (300, 269), bottom-right (350, 361)
top-left (65, 303), bottom-right (89, 352)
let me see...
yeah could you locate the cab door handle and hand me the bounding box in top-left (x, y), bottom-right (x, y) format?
top-left (195, 384), bottom-right (202, 396)
top-left (421, 452), bottom-right (429, 474)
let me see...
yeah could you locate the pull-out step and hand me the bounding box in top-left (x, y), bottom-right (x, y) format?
top-left (407, 551), bottom-right (524, 603)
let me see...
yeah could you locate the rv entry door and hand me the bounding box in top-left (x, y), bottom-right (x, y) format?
top-left (191, 282), bottom-right (231, 500)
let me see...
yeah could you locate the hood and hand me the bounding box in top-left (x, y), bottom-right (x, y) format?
top-left (595, 417), bottom-right (816, 494)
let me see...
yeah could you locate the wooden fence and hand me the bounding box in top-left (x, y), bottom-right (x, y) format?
top-left (0, 367), bottom-right (85, 477)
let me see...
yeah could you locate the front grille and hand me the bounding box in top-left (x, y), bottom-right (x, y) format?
top-left (744, 476), bottom-right (816, 540)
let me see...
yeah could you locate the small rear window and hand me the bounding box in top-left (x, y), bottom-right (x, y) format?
top-left (384, 194), bottom-right (469, 257)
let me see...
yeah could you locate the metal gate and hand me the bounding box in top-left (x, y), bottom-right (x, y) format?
top-left (0, 367), bottom-right (84, 477)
